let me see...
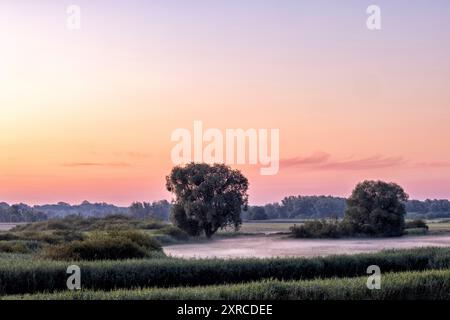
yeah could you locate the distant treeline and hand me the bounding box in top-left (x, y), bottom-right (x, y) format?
top-left (128, 200), bottom-right (170, 221)
top-left (0, 200), bottom-right (170, 223)
top-left (243, 196), bottom-right (450, 220)
top-left (1, 197), bottom-right (450, 223)
top-left (243, 196), bottom-right (347, 220)
top-left (0, 203), bottom-right (47, 223)
top-left (406, 199), bottom-right (450, 219)
top-left (35, 201), bottom-right (128, 218)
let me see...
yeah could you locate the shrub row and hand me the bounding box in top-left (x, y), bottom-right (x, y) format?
top-left (1, 247), bottom-right (450, 295)
top-left (405, 219), bottom-right (429, 230)
top-left (0, 241), bottom-right (39, 254)
top-left (5, 269), bottom-right (450, 300)
top-left (12, 215), bottom-right (168, 233)
top-left (290, 220), bottom-right (344, 238)
top-left (291, 219), bottom-right (430, 239)
top-left (41, 230), bottom-right (162, 261)
top-left (0, 230), bottom-right (85, 245)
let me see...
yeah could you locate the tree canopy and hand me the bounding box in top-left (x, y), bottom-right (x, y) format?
top-left (166, 163), bottom-right (249, 238)
top-left (343, 180), bottom-right (409, 236)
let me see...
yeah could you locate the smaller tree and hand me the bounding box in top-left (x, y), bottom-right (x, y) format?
top-left (343, 180), bottom-right (409, 236)
top-left (166, 163), bottom-right (249, 238)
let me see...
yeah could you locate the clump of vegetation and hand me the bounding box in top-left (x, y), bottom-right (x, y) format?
top-left (405, 219), bottom-right (429, 230)
top-left (156, 226), bottom-right (189, 241)
top-left (404, 219), bottom-right (429, 235)
top-left (0, 233), bottom-right (20, 241)
top-left (0, 230), bottom-right (84, 245)
top-left (41, 230), bottom-right (162, 261)
top-left (0, 241), bottom-right (32, 254)
top-left (12, 215), bottom-right (168, 233)
top-left (290, 219), bottom-right (342, 238)
top-left (137, 220), bottom-right (168, 230)
top-left (0, 240), bottom-right (40, 253)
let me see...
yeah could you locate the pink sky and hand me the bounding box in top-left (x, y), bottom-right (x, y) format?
top-left (1, 1), bottom-right (450, 205)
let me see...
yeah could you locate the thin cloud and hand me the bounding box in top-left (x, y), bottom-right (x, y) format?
top-left (281, 152), bottom-right (330, 168)
top-left (281, 153), bottom-right (406, 171)
top-left (62, 162), bottom-right (131, 168)
top-left (113, 151), bottom-right (152, 159)
top-left (415, 161), bottom-right (450, 168)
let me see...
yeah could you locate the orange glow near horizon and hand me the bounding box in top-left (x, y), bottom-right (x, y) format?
top-left (1, 1), bottom-right (450, 205)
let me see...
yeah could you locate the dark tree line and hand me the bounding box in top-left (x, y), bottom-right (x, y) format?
top-left (1, 194), bottom-right (449, 223)
top-left (0, 203), bottom-right (47, 223)
top-left (129, 200), bottom-right (171, 220)
top-left (242, 196), bottom-right (347, 220)
top-left (35, 201), bottom-right (128, 218)
top-left (406, 199), bottom-right (450, 217)
top-left (243, 197), bottom-right (450, 220)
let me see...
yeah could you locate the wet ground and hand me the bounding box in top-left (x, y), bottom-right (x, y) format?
top-left (164, 234), bottom-right (450, 259)
top-left (0, 224), bottom-right (17, 231)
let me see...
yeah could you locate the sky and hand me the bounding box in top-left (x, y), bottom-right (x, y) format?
top-left (1, 0), bottom-right (450, 205)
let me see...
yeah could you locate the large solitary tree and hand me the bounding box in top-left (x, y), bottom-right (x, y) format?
top-left (343, 180), bottom-right (409, 236)
top-left (166, 163), bottom-right (249, 238)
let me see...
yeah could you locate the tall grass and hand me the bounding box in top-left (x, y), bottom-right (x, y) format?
top-left (1, 247), bottom-right (450, 295)
top-left (5, 269), bottom-right (450, 300)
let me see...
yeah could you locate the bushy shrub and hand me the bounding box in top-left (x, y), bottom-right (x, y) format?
top-left (0, 233), bottom-right (20, 241)
top-left (138, 220), bottom-right (167, 230)
top-left (290, 220), bottom-right (342, 238)
top-left (94, 230), bottom-right (162, 251)
top-left (404, 228), bottom-right (428, 236)
top-left (157, 225), bottom-right (189, 241)
top-left (0, 241), bottom-right (39, 254)
top-left (405, 219), bottom-right (429, 230)
top-left (42, 238), bottom-right (146, 261)
top-left (41, 230), bottom-right (161, 261)
top-left (0, 241), bottom-right (29, 254)
top-left (52, 230), bottom-right (85, 242)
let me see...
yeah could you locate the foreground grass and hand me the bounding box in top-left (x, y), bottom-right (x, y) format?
top-left (2, 247), bottom-right (450, 295)
top-left (5, 269), bottom-right (450, 300)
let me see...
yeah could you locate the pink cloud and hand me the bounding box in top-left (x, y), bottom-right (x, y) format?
top-left (281, 153), bottom-right (406, 171)
top-left (281, 152), bottom-right (330, 168)
top-left (415, 161), bottom-right (450, 168)
top-left (62, 162), bottom-right (131, 168)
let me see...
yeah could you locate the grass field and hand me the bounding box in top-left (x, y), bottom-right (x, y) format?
top-left (427, 222), bottom-right (450, 235)
top-left (2, 218), bottom-right (450, 300)
top-left (2, 247), bottom-right (450, 297)
top-left (6, 268), bottom-right (450, 300)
